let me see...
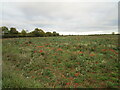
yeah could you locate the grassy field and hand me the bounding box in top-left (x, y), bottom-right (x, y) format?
top-left (2, 35), bottom-right (119, 88)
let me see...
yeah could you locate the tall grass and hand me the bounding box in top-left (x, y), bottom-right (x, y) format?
top-left (2, 35), bottom-right (119, 88)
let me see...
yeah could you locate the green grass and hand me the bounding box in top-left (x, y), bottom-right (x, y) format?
top-left (2, 35), bottom-right (119, 88)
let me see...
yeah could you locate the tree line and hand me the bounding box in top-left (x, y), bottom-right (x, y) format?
top-left (1, 26), bottom-right (59, 38)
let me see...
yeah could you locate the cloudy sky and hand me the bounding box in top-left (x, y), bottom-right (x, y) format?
top-left (0, 0), bottom-right (119, 35)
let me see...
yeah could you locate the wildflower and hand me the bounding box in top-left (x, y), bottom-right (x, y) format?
top-left (95, 61), bottom-right (98, 64)
top-left (109, 49), bottom-right (118, 54)
top-left (90, 54), bottom-right (95, 56)
top-left (69, 77), bottom-right (74, 80)
top-left (74, 86), bottom-right (78, 88)
top-left (101, 49), bottom-right (107, 51)
top-left (34, 50), bottom-right (37, 53)
top-left (115, 52), bottom-right (118, 54)
top-left (57, 48), bottom-right (63, 51)
top-left (109, 49), bottom-right (115, 52)
top-left (75, 83), bottom-right (79, 86)
top-left (39, 50), bottom-right (43, 53)
top-left (77, 62), bottom-right (80, 65)
top-left (74, 83), bottom-right (79, 88)
top-left (74, 73), bottom-right (79, 77)
top-left (110, 56), bottom-right (113, 58)
top-left (78, 51), bottom-right (83, 54)
top-left (32, 76), bottom-right (35, 78)
top-left (66, 83), bottom-right (70, 85)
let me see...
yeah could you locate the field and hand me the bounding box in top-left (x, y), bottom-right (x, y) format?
top-left (2, 35), bottom-right (119, 88)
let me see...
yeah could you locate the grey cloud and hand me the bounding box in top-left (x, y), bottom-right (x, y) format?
top-left (1, 2), bottom-right (118, 35)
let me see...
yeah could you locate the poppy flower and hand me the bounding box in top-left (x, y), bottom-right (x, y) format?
top-left (39, 50), bottom-right (43, 53)
top-left (75, 83), bottom-right (79, 86)
top-left (109, 49), bottom-right (115, 52)
top-left (110, 56), bottom-right (113, 58)
top-left (32, 76), bottom-right (35, 78)
top-left (45, 44), bottom-right (49, 45)
top-left (74, 73), bottom-right (79, 77)
top-left (66, 83), bottom-right (70, 85)
top-left (57, 48), bottom-right (63, 51)
top-left (101, 49), bottom-right (107, 51)
top-left (34, 51), bottom-right (37, 53)
top-left (76, 62), bottom-right (80, 64)
top-left (69, 77), bottom-right (74, 80)
top-left (78, 51), bottom-right (83, 54)
top-left (95, 61), bottom-right (98, 64)
top-left (109, 49), bottom-right (118, 54)
top-left (115, 52), bottom-right (118, 54)
top-left (90, 54), bottom-right (95, 56)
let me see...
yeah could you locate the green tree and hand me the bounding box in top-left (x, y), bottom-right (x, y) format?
top-left (52, 31), bottom-right (59, 36)
top-left (53, 31), bottom-right (57, 36)
top-left (46, 32), bottom-right (52, 36)
top-left (32, 28), bottom-right (45, 37)
top-left (112, 32), bottom-right (115, 35)
top-left (21, 30), bottom-right (27, 36)
top-left (10, 27), bottom-right (18, 34)
top-left (1, 26), bottom-right (9, 35)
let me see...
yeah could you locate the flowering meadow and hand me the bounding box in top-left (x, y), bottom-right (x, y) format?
top-left (2, 35), bottom-right (119, 88)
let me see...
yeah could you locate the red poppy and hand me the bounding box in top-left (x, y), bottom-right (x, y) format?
top-left (74, 73), bottom-right (79, 77)
top-left (32, 76), bottom-right (35, 78)
top-left (90, 54), bottom-right (95, 56)
top-left (115, 52), bottom-right (118, 54)
top-left (39, 50), bottom-right (43, 53)
top-left (101, 49), bottom-right (107, 51)
top-left (66, 83), bottom-right (70, 85)
top-left (95, 61), bottom-right (98, 64)
top-left (57, 48), bottom-right (63, 51)
top-left (34, 50), bottom-right (37, 53)
top-left (45, 44), bottom-right (49, 45)
top-left (109, 49), bottom-right (118, 54)
top-left (110, 56), bottom-right (113, 58)
top-left (69, 77), bottom-right (74, 80)
top-left (74, 86), bottom-right (78, 88)
top-left (109, 49), bottom-right (115, 52)
top-left (75, 83), bottom-right (79, 86)
top-left (78, 51), bottom-right (83, 54)
top-left (77, 62), bottom-right (80, 64)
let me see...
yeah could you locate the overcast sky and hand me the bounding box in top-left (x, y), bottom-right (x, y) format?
top-left (0, 0), bottom-right (119, 35)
